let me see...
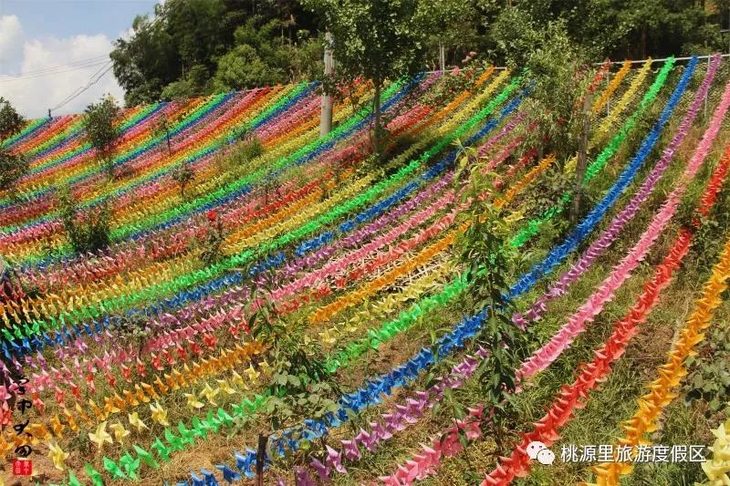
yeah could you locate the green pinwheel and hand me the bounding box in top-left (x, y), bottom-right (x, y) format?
top-left (102, 456), bottom-right (127, 480)
top-left (133, 444), bottom-right (159, 469)
top-left (119, 452), bottom-right (141, 481)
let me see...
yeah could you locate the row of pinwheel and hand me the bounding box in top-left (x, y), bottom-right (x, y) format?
top-left (0, 85), bottom-right (310, 244)
top-left (11, 74), bottom-right (520, 419)
top-left (0, 75), bottom-right (499, 359)
top-left (364, 56), bottom-right (728, 486)
top-left (12, 94), bottom-right (525, 426)
top-left (1, 115), bottom-right (49, 149)
top-left (139, 65), bottom-right (604, 482)
top-left (0, 66), bottom-right (528, 484)
top-left (6, 90), bottom-right (247, 203)
top-left (0, 75), bottom-right (446, 388)
top-left (1, 85), bottom-right (360, 278)
top-left (513, 57), bottom-right (663, 248)
top-left (3, 96), bottom-right (202, 205)
top-left (253, 56), bottom-right (704, 482)
top-left (0, 65), bottom-right (478, 410)
top-left (39, 68), bottom-right (528, 482)
top-left (1, 81), bottom-right (386, 264)
top-left (484, 148), bottom-right (730, 485)
top-left (0, 88), bottom-right (328, 266)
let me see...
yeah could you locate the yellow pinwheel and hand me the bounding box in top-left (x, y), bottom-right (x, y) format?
top-left (245, 365), bottom-right (260, 382)
top-left (216, 378), bottom-right (236, 396)
top-left (48, 441), bottom-right (69, 471)
top-left (128, 411), bottom-right (148, 432)
top-left (230, 370), bottom-right (246, 389)
top-left (185, 392), bottom-right (205, 410)
top-left (88, 421), bottom-right (113, 452)
top-left (319, 329), bottom-right (336, 346)
top-left (109, 422), bottom-right (130, 443)
top-left (150, 402), bottom-right (169, 426)
top-left (200, 383), bottom-right (219, 406)
top-left (258, 360), bottom-right (271, 374)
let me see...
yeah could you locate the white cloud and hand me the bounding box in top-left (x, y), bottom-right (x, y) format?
top-left (0, 15), bottom-right (25, 70)
top-left (0, 15), bottom-right (124, 118)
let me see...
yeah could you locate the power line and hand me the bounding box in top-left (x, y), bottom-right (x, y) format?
top-left (50, 61), bottom-right (115, 113)
top-left (12, 55), bottom-right (109, 76)
top-left (0, 59), bottom-right (111, 83)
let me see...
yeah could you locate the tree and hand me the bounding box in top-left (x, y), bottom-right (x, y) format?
top-left (83, 96), bottom-right (121, 177)
top-left (0, 98), bottom-right (27, 193)
top-left (0, 151), bottom-right (28, 192)
top-left (490, 10), bottom-right (593, 220)
top-left (301, 0), bottom-right (428, 158)
top-left (0, 97), bottom-right (24, 142)
top-left (454, 144), bottom-right (529, 456)
top-left (110, 0), bottom-right (323, 105)
top-left (58, 186), bottom-right (113, 254)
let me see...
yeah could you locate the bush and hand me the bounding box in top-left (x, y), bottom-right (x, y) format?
top-left (199, 209), bottom-right (224, 265)
top-left (83, 96), bottom-right (121, 177)
top-left (58, 187), bottom-right (113, 255)
top-left (0, 150), bottom-right (28, 192)
top-left (171, 163), bottom-right (195, 200)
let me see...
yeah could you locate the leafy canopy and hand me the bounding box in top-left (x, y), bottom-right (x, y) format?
top-left (83, 96), bottom-right (121, 163)
top-left (0, 97), bottom-right (24, 142)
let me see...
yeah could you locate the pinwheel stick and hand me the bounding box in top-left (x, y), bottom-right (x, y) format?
top-left (256, 433), bottom-right (268, 486)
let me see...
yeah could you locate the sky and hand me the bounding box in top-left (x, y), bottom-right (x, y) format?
top-left (0, 0), bottom-right (159, 118)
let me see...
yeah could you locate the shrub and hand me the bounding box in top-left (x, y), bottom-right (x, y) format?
top-left (0, 150), bottom-right (28, 192)
top-left (83, 96), bottom-right (121, 178)
top-left (199, 209), bottom-right (224, 265)
top-left (171, 163), bottom-right (195, 200)
top-left (58, 187), bottom-right (113, 255)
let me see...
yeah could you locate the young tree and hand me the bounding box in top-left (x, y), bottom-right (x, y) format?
top-left (491, 11), bottom-right (593, 221)
top-left (301, 0), bottom-right (428, 158)
top-left (0, 98), bottom-right (28, 193)
top-left (0, 151), bottom-right (29, 192)
top-left (58, 186), bottom-right (113, 254)
top-left (454, 145), bottom-right (529, 455)
top-left (0, 97), bottom-right (24, 141)
top-left (83, 96), bottom-right (121, 177)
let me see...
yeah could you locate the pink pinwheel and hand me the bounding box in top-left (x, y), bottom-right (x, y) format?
top-left (383, 413), bottom-right (406, 432)
top-left (325, 446), bottom-right (347, 474)
top-left (309, 458), bottom-right (330, 482)
top-left (341, 439), bottom-right (361, 461)
top-left (294, 467), bottom-right (316, 486)
top-left (371, 421), bottom-right (392, 442)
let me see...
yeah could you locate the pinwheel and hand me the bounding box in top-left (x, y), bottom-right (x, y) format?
top-left (48, 441), bottom-right (70, 471)
top-left (133, 444), bottom-right (159, 469)
top-left (109, 422), bottom-right (130, 444)
top-left (186, 392), bottom-right (205, 410)
top-left (128, 411), bottom-right (148, 432)
top-left (200, 382), bottom-right (219, 406)
top-left (217, 463), bottom-right (241, 483)
top-left (119, 452), bottom-right (141, 481)
top-left (150, 402), bottom-right (170, 426)
top-left (88, 421), bottom-right (113, 452)
top-left (84, 464), bottom-right (105, 486)
top-left (103, 456), bottom-right (128, 480)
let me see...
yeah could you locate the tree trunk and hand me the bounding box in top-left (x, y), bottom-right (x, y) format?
top-left (256, 433), bottom-right (268, 486)
top-left (571, 93), bottom-right (592, 224)
top-left (319, 32), bottom-right (334, 137)
top-left (373, 82), bottom-right (382, 160)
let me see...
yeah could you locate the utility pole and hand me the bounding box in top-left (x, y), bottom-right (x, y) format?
top-left (571, 93), bottom-right (592, 224)
top-left (319, 31), bottom-right (334, 137)
top-left (439, 43), bottom-right (446, 72)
